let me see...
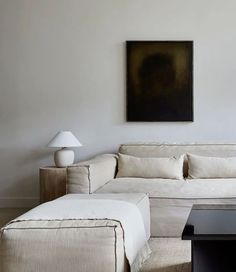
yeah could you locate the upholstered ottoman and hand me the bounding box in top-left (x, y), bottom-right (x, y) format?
top-left (0, 193), bottom-right (151, 272)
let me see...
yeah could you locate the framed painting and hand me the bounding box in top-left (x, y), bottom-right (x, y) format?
top-left (126, 41), bottom-right (193, 121)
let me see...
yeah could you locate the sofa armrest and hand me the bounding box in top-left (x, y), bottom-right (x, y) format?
top-left (67, 154), bottom-right (117, 194)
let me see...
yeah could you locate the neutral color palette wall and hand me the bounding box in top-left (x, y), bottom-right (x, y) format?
top-left (1, 0), bottom-right (236, 207)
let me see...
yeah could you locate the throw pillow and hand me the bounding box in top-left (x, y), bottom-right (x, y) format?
top-left (187, 153), bottom-right (236, 178)
top-left (117, 153), bottom-right (184, 179)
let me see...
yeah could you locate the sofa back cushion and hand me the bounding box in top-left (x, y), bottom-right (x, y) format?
top-left (117, 153), bottom-right (184, 179)
top-left (188, 153), bottom-right (236, 178)
top-left (119, 143), bottom-right (236, 176)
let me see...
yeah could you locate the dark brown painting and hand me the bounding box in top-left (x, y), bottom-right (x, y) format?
top-left (126, 41), bottom-right (193, 121)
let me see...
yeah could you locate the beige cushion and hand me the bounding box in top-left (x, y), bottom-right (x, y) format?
top-left (96, 177), bottom-right (236, 237)
top-left (116, 153), bottom-right (184, 179)
top-left (119, 143), bottom-right (236, 157)
top-left (188, 153), bottom-right (236, 178)
top-left (96, 177), bottom-right (236, 199)
top-left (67, 154), bottom-right (117, 193)
top-left (119, 143), bottom-right (236, 177)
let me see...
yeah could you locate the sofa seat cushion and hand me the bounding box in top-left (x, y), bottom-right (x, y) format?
top-left (96, 178), bottom-right (236, 199)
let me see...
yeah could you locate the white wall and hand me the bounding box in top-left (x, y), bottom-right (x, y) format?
top-left (1, 0), bottom-right (236, 207)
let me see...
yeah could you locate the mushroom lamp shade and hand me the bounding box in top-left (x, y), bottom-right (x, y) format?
top-left (47, 131), bottom-right (82, 167)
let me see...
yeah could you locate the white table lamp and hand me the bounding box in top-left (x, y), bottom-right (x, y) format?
top-left (47, 131), bottom-right (82, 167)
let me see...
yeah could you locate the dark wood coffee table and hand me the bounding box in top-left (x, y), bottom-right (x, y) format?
top-left (182, 205), bottom-right (236, 272)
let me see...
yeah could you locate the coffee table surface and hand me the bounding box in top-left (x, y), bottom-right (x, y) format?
top-left (182, 204), bottom-right (236, 240)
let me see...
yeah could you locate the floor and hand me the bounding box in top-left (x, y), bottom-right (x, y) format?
top-left (0, 209), bottom-right (191, 272)
top-left (141, 238), bottom-right (191, 272)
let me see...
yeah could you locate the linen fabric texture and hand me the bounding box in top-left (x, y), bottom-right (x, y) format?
top-left (64, 143), bottom-right (236, 237)
top-left (117, 153), bottom-right (184, 179)
top-left (119, 143), bottom-right (236, 177)
top-left (187, 153), bottom-right (236, 178)
top-left (96, 177), bottom-right (236, 236)
top-left (0, 194), bottom-right (151, 272)
top-left (67, 154), bottom-right (117, 193)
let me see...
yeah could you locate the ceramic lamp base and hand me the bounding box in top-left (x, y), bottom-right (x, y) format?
top-left (54, 148), bottom-right (74, 167)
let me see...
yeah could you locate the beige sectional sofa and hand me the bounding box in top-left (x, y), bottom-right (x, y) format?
top-left (1, 193), bottom-right (150, 272)
top-left (67, 143), bottom-right (236, 237)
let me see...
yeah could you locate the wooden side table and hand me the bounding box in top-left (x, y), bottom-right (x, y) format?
top-left (39, 167), bottom-right (67, 203)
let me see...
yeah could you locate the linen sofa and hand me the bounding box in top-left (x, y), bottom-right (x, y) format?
top-left (0, 193), bottom-right (151, 272)
top-left (67, 143), bottom-right (236, 237)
